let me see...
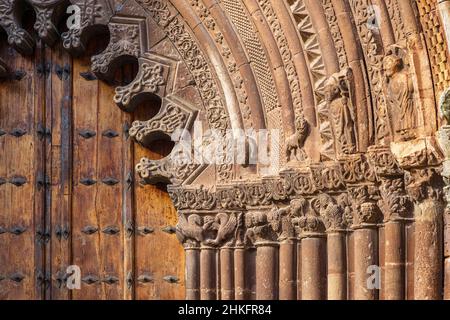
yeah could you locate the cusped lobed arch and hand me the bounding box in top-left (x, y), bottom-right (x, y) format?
top-left (1, 0), bottom-right (450, 300)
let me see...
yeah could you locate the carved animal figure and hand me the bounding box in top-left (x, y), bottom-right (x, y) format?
top-left (205, 213), bottom-right (237, 246)
top-left (285, 116), bottom-right (309, 162)
top-left (176, 214), bottom-right (204, 244)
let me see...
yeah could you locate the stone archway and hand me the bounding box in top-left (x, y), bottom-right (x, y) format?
top-left (1, 0), bottom-right (450, 300)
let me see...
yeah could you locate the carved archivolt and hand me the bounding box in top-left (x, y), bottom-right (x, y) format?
top-left (1, 0), bottom-right (450, 300)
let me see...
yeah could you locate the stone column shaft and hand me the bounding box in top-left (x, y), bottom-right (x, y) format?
top-left (200, 247), bottom-right (217, 300)
top-left (279, 239), bottom-right (296, 300)
top-left (327, 231), bottom-right (347, 300)
top-left (255, 242), bottom-right (278, 300)
top-left (234, 247), bottom-right (246, 300)
top-left (301, 236), bottom-right (327, 300)
top-left (384, 220), bottom-right (405, 300)
top-left (413, 200), bottom-right (444, 299)
top-left (220, 247), bottom-right (234, 300)
top-left (185, 248), bottom-right (200, 300)
top-left (354, 227), bottom-right (378, 300)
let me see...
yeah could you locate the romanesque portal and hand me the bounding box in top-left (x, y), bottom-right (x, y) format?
top-left (1, 0), bottom-right (450, 300)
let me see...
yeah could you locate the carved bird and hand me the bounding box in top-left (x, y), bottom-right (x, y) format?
top-left (176, 214), bottom-right (204, 244)
top-left (205, 213), bottom-right (237, 246)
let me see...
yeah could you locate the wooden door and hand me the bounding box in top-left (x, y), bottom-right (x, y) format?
top-left (0, 35), bottom-right (184, 300)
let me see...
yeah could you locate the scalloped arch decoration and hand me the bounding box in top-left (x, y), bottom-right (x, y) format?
top-left (1, 0), bottom-right (450, 300)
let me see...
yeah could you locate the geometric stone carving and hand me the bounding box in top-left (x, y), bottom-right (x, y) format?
top-left (0, 0), bottom-right (35, 54)
top-left (114, 58), bottom-right (167, 112)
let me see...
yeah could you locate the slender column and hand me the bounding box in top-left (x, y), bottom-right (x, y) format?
top-left (383, 220), bottom-right (405, 299)
top-left (185, 247), bottom-right (201, 300)
top-left (200, 246), bottom-right (217, 300)
top-left (277, 200), bottom-right (300, 300)
top-left (368, 146), bottom-right (412, 300)
top-left (411, 193), bottom-right (444, 299)
top-left (317, 194), bottom-right (348, 300)
top-left (327, 231), bottom-right (347, 300)
top-left (294, 205), bottom-right (327, 300)
top-left (301, 236), bottom-right (327, 300)
top-left (245, 211), bottom-right (279, 300)
top-left (296, 240), bottom-right (302, 300)
top-left (234, 246), bottom-right (246, 300)
top-left (349, 187), bottom-right (382, 300)
top-left (392, 135), bottom-right (445, 300)
top-left (353, 224), bottom-right (378, 300)
top-left (255, 242), bottom-right (279, 300)
top-left (220, 247), bottom-right (234, 300)
top-left (279, 238), bottom-right (296, 300)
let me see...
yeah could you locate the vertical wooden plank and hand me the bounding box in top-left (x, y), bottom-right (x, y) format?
top-left (48, 42), bottom-right (73, 300)
top-left (133, 100), bottom-right (185, 300)
top-left (71, 52), bottom-right (101, 300)
top-left (94, 73), bottom-right (125, 299)
top-left (0, 41), bottom-right (42, 299)
top-left (121, 65), bottom-right (135, 300)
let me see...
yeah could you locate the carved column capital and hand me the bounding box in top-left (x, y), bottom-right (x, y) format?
top-left (312, 193), bottom-right (351, 233)
top-left (244, 210), bottom-right (279, 246)
top-left (291, 197), bottom-right (326, 238)
top-left (348, 185), bottom-right (382, 228)
top-left (368, 145), bottom-right (412, 221)
top-left (404, 168), bottom-right (444, 204)
top-left (176, 211), bottom-right (243, 249)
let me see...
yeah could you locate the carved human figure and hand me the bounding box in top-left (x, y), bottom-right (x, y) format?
top-left (383, 46), bottom-right (417, 140)
top-left (325, 68), bottom-right (357, 155)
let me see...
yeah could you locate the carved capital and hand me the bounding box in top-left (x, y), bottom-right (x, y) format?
top-left (367, 145), bottom-right (403, 177)
top-left (390, 137), bottom-right (444, 169)
top-left (405, 168), bottom-right (444, 203)
top-left (339, 153), bottom-right (376, 184)
top-left (291, 198), bottom-right (325, 237)
top-left (378, 176), bottom-right (412, 221)
top-left (348, 185), bottom-right (382, 227)
top-left (176, 212), bottom-right (244, 248)
top-left (244, 210), bottom-right (278, 245)
top-left (313, 193), bottom-right (351, 232)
